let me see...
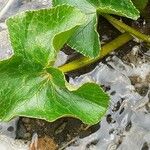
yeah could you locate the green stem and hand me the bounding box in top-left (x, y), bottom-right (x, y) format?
top-left (102, 14), bottom-right (150, 43)
top-left (59, 33), bottom-right (132, 73)
top-left (108, 21), bottom-right (125, 33)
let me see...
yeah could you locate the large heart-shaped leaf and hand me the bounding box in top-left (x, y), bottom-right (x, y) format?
top-left (6, 5), bottom-right (86, 66)
top-left (0, 5), bottom-right (109, 125)
top-left (53, 0), bottom-right (140, 58)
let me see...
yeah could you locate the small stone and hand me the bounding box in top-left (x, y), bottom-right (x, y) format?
top-left (36, 119), bottom-right (45, 127)
top-left (7, 126), bottom-right (14, 132)
top-left (141, 142), bottom-right (149, 150)
top-left (22, 118), bottom-right (30, 124)
top-left (24, 133), bottom-right (31, 139)
top-left (26, 126), bottom-right (32, 132)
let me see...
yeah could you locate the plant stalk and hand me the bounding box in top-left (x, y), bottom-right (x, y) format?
top-left (59, 14), bottom-right (150, 73)
top-left (102, 14), bottom-right (150, 43)
top-left (59, 33), bottom-right (132, 73)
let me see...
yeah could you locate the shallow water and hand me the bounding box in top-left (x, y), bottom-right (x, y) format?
top-left (68, 50), bottom-right (150, 150)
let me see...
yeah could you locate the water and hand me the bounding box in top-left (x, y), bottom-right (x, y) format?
top-left (0, 30), bottom-right (12, 60)
top-left (0, 134), bottom-right (29, 150)
top-left (0, 0), bottom-right (51, 21)
top-left (67, 48), bottom-right (150, 150)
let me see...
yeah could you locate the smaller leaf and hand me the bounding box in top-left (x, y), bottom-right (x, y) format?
top-left (6, 5), bottom-right (86, 66)
top-left (95, 0), bottom-right (140, 20)
top-left (53, 0), bottom-right (140, 58)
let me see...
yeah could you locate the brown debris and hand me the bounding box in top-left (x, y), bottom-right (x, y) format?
top-left (30, 136), bottom-right (58, 150)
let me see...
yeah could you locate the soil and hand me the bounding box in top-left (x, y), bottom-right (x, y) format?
top-left (17, 117), bottom-right (100, 149)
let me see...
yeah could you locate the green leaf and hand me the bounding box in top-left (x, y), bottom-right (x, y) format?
top-left (6, 5), bottom-right (86, 66)
top-left (132, 0), bottom-right (148, 11)
top-left (53, 0), bottom-right (140, 58)
top-left (0, 5), bottom-right (109, 125)
top-left (93, 0), bottom-right (140, 20)
top-left (0, 59), bottom-right (109, 124)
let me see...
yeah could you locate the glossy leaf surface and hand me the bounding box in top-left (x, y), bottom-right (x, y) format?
top-left (0, 5), bottom-right (109, 125)
top-left (53, 0), bottom-right (139, 57)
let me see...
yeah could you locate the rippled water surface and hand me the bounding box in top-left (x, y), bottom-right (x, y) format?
top-left (68, 54), bottom-right (150, 150)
